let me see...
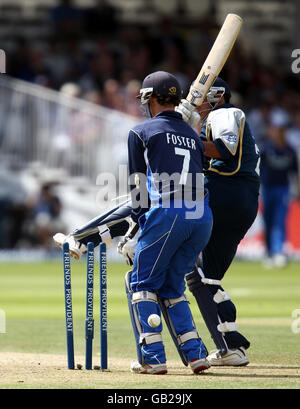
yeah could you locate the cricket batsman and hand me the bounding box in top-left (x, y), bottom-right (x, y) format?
top-left (176, 77), bottom-right (260, 366)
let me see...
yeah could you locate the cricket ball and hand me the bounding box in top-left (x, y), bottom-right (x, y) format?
top-left (147, 314), bottom-right (161, 328)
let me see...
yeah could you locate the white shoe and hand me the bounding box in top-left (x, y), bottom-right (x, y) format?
top-left (53, 233), bottom-right (87, 260)
top-left (189, 358), bottom-right (210, 374)
top-left (263, 257), bottom-right (274, 269)
top-left (130, 361), bottom-right (167, 375)
top-left (273, 253), bottom-right (287, 268)
top-left (207, 347), bottom-right (249, 366)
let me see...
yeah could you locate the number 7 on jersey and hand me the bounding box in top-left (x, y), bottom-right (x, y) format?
top-left (175, 147), bottom-right (190, 185)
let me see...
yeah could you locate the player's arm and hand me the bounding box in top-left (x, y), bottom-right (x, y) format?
top-left (176, 103), bottom-right (241, 159)
top-left (202, 141), bottom-right (221, 158)
top-left (53, 201), bottom-right (132, 260)
top-left (128, 129), bottom-right (149, 223)
top-left (117, 129), bottom-right (149, 265)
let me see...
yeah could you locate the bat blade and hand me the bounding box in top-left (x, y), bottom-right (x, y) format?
top-left (187, 13), bottom-right (243, 106)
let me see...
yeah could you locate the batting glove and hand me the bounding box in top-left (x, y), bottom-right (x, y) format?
top-left (175, 99), bottom-right (201, 127)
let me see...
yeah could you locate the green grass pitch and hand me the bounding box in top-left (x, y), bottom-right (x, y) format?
top-left (0, 260), bottom-right (299, 389)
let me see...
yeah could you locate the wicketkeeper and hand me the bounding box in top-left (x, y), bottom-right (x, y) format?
top-left (55, 71), bottom-right (213, 375)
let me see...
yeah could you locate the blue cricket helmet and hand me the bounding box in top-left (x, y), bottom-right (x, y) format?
top-left (137, 71), bottom-right (182, 104)
top-left (212, 77), bottom-right (231, 98)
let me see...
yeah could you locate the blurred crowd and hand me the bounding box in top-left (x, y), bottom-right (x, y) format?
top-left (6, 1), bottom-right (300, 146)
top-left (0, 181), bottom-right (66, 250)
top-left (1, 0), bottom-right (300, 254)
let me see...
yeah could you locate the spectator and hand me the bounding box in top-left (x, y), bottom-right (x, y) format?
top-left (27, 184), bottom-right (66, 249)
top-left (286, 111), bottom-right (300, 151)
top-left (49, 0), bottom-right (84, 39)
top-left (0, 170), bottom-right (29, 249)
top-left (9, 39), bottom-right (51, 85)
top-left (122, 79), bottom-right (142, 117)
top-left (8, 37), bottom-right (32, 82)
top-left (260, 115), bottom-right (300, 268)
top-left (60, 82), bottom-right (81, 98)
top-left (2, 5), bottom-right (300, 258)
top-left (247, 98), bottom-right (291, 150)
top-left (102, 79), bottom-right (123, 110)
top-left (83, 90), bottom-right (103, 105)
top-left (79, 52), bottom-right (116, 94)
top-left (44, 38), bottom-right (73, 88)
top-left (84, 0), bottom-right (119, 38)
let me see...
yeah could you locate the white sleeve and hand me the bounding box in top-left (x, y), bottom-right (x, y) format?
top-left (208, 108), bottom-right (245, 155)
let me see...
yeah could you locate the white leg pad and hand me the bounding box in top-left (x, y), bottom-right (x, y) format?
top-left (177, 330), bottom-right (200, 345)
top-left (132, 291), bottom-right (158, 304)
top-left (140, 332), bottom-right (163, 345)
top-left (163, 295), bottom-right (187, 308)
top-left (159, 295), bottom-right (200, 366)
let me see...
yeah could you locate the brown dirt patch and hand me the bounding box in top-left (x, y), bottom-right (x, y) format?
top-left (0, 352), bottom-right (300, 389)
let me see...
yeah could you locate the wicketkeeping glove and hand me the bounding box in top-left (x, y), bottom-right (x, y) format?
top-left (117, 221), bottom-right (140, 265)
top-left (175, 99), bottom-right (201, 127)
top-left (118, 236), bottom-right (138, 265)
top-left (53, 232), bottom-right (87, 260)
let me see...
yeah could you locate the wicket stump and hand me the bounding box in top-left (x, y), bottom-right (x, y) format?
top-left (62, 241), bottom-right (108, 370)
top-left (63, 242), bottom-right (75, 370)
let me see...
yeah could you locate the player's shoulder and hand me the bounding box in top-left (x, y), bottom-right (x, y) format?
top-left (208, 105), bottom-right (245, 124)
top-left (130, 114), bottom-right (168, 136)
top-left (185, 123), bottom-right (203, 141)
top-left (130, 111), bottom-right (199, 143)
top-left (128, 120), bottom-right (149, 145)
top-left (130, 119), bottom-right (148, 135)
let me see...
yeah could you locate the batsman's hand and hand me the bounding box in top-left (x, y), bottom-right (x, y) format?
top-left (175, 99), bottom-right (201, 127)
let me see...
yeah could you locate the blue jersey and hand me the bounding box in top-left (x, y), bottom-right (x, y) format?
top-left (201, 104), bottom-right (260, 183)
top-left (128, 110), bottom-right (206, 221)
top-left (260, 141), bottom-right (298, 187)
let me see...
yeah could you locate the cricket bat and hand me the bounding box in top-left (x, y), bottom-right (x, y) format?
top-left (187, 13), bottom-right (243, 106)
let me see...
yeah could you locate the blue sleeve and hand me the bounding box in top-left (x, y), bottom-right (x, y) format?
top-left (213, 139), bottom-right (234, 160)
top-left (128, 129), bottom-right (150, 223)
